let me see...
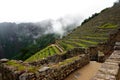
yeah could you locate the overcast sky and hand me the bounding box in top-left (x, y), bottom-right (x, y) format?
top-left (0, 0), bottom-right (117, 22)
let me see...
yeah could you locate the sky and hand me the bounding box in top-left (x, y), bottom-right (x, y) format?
top-left (0, 0), bottom-right (117, 22)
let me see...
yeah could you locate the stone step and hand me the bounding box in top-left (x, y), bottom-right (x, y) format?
top-left (114, 46), bottom-right (120, 50)
top-left (109, 51), bottom-right (120, 60)
top-left (115, 42), bottom-right (120, 46)
top-left (114, 42), bottom-right (120, 50)
top-left (92, 50), bottom-right (120, 80)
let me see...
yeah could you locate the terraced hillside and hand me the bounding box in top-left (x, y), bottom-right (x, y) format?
top-left (56, 4), bottom-right (120, 51)
top-left (26, 44), bottom-right (62, 62)
top-left (26, 4), bottom-right (120, 62)
top-left (56, 23), bottom-right (119, 51)
top-left (1, 2), bottom-right (120, 80)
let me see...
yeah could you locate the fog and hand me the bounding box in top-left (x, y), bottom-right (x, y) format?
top-left (48, 15), bottom-right (82, 38)
top-left (0, 15), bottom-right (82, 41)
top-left (33, 15), bottom-right (83, 38)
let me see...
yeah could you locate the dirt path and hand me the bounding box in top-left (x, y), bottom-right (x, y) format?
top-left (65, 61), bottom-right (102, 80)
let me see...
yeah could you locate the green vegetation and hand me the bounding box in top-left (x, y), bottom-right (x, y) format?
top-left (81, 13), bottom-right (99, 25)
top-left (1, 5), bottom-right (120, 75)
top-left (58, 56), bottom-right (79, 66)
top-left (51, 56), bottom-right (80, 68)
top-left (81, 7), bottom-right (109, 26)
top-left (52, 46), bottom-right (61, 53)
top-left (98, 23), bottom-right (117, 29)
top-left (58, 41), bottom-right (74, 50)
top-left (57, 23), bottom-right (118, 51)
top-left (25, 5), bottom-right (120, 62)
top-left (25, 22), bottom-right (118, 62)
top-left (13, 34), bottom-right (59, 61)
top-left (0, 23), bottom-right (61, 59)
top-left (79, 39), bottom-right (98, 45)
top-left (25, 45), bottom-right (61, 62)
top-left (100, 8), bottom-right (109, 13)
top-left (6, 60), bottom-right (37, 72)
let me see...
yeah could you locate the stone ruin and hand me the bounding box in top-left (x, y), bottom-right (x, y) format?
top-left (92, 42), bottom-right (120, 80)
top-left (91, 28), bottom-right (120, 80)
top-left (0, 28), bottom-right (120, 80)
top-left (0, 48), bottom-right (90, 80)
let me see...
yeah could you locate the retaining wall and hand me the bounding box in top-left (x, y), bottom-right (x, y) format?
top-left (92, 42), bottom-right (120, 80)
top-left (0, 48), bottom-right (90, 80)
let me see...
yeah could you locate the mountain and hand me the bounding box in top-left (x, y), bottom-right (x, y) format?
top-left (1, 2), bottom-right (120, 80)
top-left (56, 2), bottom-right (120, 51)
top-left (0, 22), bottom-right (53, 59)
top-left (0, 16), bottom-right (81, 59)
top-left (13, 33), bottom-right (59, 60)
top-left (26, 2), bottom-right (120, 62)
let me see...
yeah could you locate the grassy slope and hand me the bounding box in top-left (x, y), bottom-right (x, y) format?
top-left (25, 45), bottom-right (61, 62)
top-left (57, 23), bottom-right (118, 51)
top-left (26, 5), bottom-right (120, 62)
top-left (56, 5), bottom-right (120, 51)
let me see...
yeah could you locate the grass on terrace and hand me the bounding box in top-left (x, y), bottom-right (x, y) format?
top-left (25, 45), bottom-right (61, 62)
top-left (6, 60), bottom-right (38, 72)
top-left (50, 56), bottom-right (80, 68)
top-left (98, 23), bottom-right (117, 29)
top-left (57, 23), bottom-right (118, 51)
top-left (26, 23), bottom-right (118, 62)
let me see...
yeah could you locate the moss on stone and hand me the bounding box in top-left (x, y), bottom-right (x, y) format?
top-left (51, 56), bottom-right (80, 67)
top-left (6, 60), bottom-right (38, 72)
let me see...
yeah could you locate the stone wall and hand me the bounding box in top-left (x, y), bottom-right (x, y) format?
top-left (87, 46), bottom-right (98, 61)
top-left (29, 48), bottom-right (86, 66)
top-left (0, 28), bottom-right (119, 80)
top-left (19, 54), bottom-right (89, 80)
top-left (88, 28), bottom-right (120, 62)
top-left (92, 42), bottom-right (120, 80)
top-left (0, 59), bottom-right (29, 80)
top-left (0, 48), bottom-right (90, 80)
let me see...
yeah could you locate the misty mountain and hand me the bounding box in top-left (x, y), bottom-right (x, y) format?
top-left (0, 16), bottom-right (81, 59)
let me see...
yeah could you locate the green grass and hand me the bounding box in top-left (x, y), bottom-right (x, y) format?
top-left (25, 45), bottom-right (61, 62)
top-left (83, 36), bottom-right (107, 40)
top-left (52, 46), bottom-right (61, 54)
top-left (49, 47), bottom-right (55, 55)
top-left (26, 22), bottom-right (119, 63)
top-left (51, 56), bottom-right (80, 68)
top-left (98, 23), bottom-right (117, 29)
top-left (56, 23), bottom-right (118, 51)
top-left (79, 39), bottom-right (98, 45)
top-left (64, 40), bottom-right (88, 48)
top-left (68, 37), bottom-right (107, 42)
top-left (6, 60), bottom-right (37, 72)
top-left (58, 41), bottom-right (74, 50)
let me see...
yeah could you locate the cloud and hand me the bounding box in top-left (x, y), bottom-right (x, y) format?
top-left (44, 15), bottom-right (83, 38)
top-left (37, 15), bottom-right (83, 38)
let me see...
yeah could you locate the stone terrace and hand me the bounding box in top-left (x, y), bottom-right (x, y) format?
top-left (92, 42), bottom-right (120, 80)
top-left (0, 48), bottom-right (90, 80)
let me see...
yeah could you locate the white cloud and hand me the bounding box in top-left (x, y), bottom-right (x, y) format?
top-left (0, 0), bottom-right (117, 22)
